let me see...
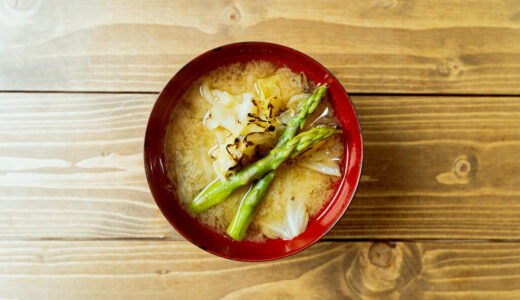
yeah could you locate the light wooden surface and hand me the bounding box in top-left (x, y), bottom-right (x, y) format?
top-left (1, 0), bottom-right (520, 93)
top-left (2, 0), bottom-right (520, 299)
top-left (2, 93), bottom-right (520, 240)
top-left (2, 240), bottom-right (520, 299)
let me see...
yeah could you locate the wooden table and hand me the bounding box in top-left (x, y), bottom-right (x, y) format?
top-left (2, 0), bottom-right (520, 298)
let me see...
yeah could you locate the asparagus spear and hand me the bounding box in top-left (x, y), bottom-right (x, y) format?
top-left (226, 172), bottom-right (276, 240)
top-left (226, 85), bottom-right (328, 240)
top-left (189, 127), bottom-right (340, 214)
top-left (275, 85), bottom-right (328, 146)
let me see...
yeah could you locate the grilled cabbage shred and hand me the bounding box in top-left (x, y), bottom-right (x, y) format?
top-left (201, 76), bottom-right (306, 179)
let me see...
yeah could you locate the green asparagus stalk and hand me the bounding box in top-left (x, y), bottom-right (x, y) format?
top-left (189, 127), bottom-right (340, 214)
top-left (226, 85), bottom-right (328, 240)
top-left (276, 85), bottom-right (328, 146)
top-left (226, 172), bottom-right (276, 240)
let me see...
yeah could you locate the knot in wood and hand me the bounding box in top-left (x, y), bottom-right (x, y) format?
top-left (155, 269), bottom-right (170, 275)
top-left (453, 156), bottom-right (470, 178)
top-left (437, 59), bottom-right (463, 77)
top-left (227, 6), bottom-right (240, 23)
top-left (345, 242), bottom-right (422, 297)
top-left (452, 154), bottom-right (477, 180)
top-left (368, 242), bottom-right (394, 268)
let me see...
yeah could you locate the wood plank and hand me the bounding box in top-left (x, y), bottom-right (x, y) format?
top-left (1, 0), bottom-right (520, 93)
top-left (1, 240), bottom-right (520, 299)
top-left (0, 93), bottom-right (171, 239)
top-left (1, 93), bottom-right (520, 240)
top-left (331, 95), bottom-right (520, 239)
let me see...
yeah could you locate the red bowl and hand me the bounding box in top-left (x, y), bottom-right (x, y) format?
top-left (144, 42), bottom-right (363, 261)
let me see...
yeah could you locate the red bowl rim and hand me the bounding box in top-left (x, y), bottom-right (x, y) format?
top-left (144, 41), bottom-right (363, 261)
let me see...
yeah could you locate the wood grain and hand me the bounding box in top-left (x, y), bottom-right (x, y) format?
top-left (0, 93), bottom-right (171, 239)
top-left (3, 2), bottom-right (519, 298)
top-left (1, 0), bottom-right (520, 93)
top-left (1, 240), bottom-right (520, 299)
top-left (2, 92), bottom-right (520, 240)
top-left (331, 95), bottom-right (520, 239)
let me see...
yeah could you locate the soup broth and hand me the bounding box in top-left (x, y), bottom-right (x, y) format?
top-left (164, 61), bottom-right (344, 241)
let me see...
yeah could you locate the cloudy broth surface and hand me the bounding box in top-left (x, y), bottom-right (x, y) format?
top-left (164, 61), bottom-right (344, 241)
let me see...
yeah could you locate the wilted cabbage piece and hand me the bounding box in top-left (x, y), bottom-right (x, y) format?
top-left (257, 197), bottom-right (309, 240)
top-left (299, 148), bottom-right (342, 177)
top-left (287, 93), bottom-right (310, 111)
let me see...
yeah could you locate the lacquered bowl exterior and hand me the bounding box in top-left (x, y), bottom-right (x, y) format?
top-left (144, 42), bottom-right (363, 261)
